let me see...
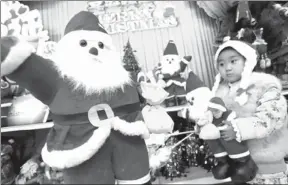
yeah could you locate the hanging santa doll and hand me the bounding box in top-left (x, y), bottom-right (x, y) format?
top-left (1, 11), bottom-right (171, 184)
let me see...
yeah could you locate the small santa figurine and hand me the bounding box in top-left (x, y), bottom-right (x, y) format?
top-left (199, 97), bottom-right (258, 182)
top-left (157, 40), bottom-right (192, 107)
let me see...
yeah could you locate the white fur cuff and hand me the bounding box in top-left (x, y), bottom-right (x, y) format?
top-left (1, 39), bottom-right (35, 76)
top-left (41, 124), bottom-right (111, 169)
top-left (149, 155), bottom-right (161, 169)
top-left (230, 120), bottom-right (242, 143)
top-left (111, 117), bottom-right (150, 139)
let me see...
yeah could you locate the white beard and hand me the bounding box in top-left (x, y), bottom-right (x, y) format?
top-left (51, 49), bottom-right (131, 95)
top-left (160, 55), bottom-right (181, 76)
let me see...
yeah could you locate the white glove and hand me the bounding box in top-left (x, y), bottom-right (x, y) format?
top-left (157, 79), bottom-right (166, 88)
top-left (177, 108), bottom-right (188, 118)
top-left (149, 147), bottom-right (172, 170)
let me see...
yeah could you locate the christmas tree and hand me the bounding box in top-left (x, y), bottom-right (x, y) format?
top-left (123, 40), bottom-right (140, 73)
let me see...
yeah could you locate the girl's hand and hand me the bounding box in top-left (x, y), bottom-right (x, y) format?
top-left (220, 121), bottom-right (237, 141)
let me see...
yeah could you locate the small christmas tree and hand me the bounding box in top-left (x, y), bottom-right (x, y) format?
top-left (123, 40), bottom-right (140, 73)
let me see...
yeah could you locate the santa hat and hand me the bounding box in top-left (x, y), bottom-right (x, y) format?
top-left (208, 97), bottom-right (227, 112)
top-left (163, 40), bottom-right (178, 55)
top-left (178, 56), bottom-right (191, 72)
top-left (186, 72), bottom-right (205, 93)
top-left (211, 40), bottom-right (258, 105)
top-left (64, 11), bottom-right (107, 35)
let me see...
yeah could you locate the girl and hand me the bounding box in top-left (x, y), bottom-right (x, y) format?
top-left (211, 40), bottom-right (288, 184)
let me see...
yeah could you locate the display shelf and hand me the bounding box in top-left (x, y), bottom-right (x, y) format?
top-left (1, 122), bottom-right (54, 133)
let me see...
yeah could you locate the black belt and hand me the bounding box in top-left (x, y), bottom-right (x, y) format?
top-left (51, 102), bottom-right (141, 126)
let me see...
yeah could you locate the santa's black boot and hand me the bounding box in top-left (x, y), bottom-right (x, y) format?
top-left (212, 156), bottom-right (231, 180)
top-left (231, 155), bottom-right (258, 184)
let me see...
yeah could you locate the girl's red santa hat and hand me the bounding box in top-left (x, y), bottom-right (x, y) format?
top-left (208, 97), bottom-right (227, 112)
top-left (211, 39), bottom-right (258, 106)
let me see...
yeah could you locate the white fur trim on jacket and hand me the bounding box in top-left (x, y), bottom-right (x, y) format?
top-left (111, 117), bottom-right (150, 139)
top-left (1, 38), bottom-right (35, 77)
top-left (116, 172), bottom-right (151, 184)
top-left (41, 124), bottom-right (111, 169)
top-left (165, 80), bottom-right (186, 87)
top-left (230, 119), bottom-right (242, 142)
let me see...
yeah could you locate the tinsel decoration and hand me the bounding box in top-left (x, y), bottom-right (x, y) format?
top-left (1, 139), bottom-right (17, 185)
top-left (156, 133), bottom-right (217, 180)
top-left (161, 137), bottom-right (185, 180)
top-left (14, 155), bottom-right (64, 184)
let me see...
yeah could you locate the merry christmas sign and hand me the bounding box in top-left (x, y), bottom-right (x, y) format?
top-left (87, 1), bottom-right (178, 34)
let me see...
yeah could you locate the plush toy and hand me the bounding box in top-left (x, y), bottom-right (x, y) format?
top-left (1, 11), bottom-right (171, 184)
top-left (199, 97), bottom-right (258, 182)
top-left (156, 40), bottom-right (192, 107)
top-left (141, 40), bottom-right (213, 132)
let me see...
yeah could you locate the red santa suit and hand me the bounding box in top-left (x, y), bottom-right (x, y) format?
top-left (158, 40), bottom-right (195, 107)
top-left (203, 97), bottom-right (258, 182)
top-left (1, 11), bottom-right (152, 184)
top-left (161, 41), bottom-right (186, 99)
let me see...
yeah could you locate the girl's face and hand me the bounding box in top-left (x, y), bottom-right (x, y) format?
top-left (217, 48), bottom-right (245, 83)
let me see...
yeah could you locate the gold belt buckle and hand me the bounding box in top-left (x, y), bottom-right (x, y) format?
top-left (88, 104), bottom-right (115, 127)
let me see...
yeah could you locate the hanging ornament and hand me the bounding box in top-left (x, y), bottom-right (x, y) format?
top-left (252, 28), bottom-right (271, 69)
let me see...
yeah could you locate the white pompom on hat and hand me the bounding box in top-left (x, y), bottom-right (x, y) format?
top-left (211, 40), bottom-right (258, 105)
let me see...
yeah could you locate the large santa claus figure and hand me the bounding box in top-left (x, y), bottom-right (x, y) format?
top-left (1, 11), bottom-right (170, 184)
